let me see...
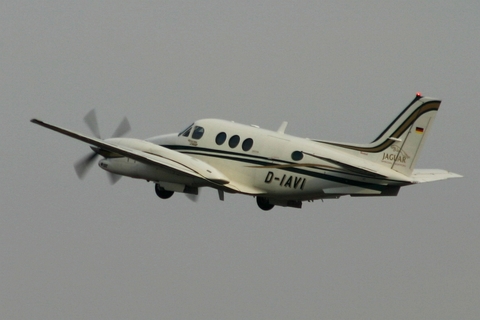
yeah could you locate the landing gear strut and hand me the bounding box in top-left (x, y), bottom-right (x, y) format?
top-left (155, 184), bottom-right (174, 199)
top-left (256, 196), bottom-right (274, 211)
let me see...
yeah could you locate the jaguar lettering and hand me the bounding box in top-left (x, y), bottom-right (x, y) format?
top-left (382, 153), bottom-right (407, 163)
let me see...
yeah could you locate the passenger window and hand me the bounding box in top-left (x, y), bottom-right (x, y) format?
top-left (192, 126), bottom-right (205, 139)
top-left (291, 151), bottom-right (303, 161)
top-left (242, 138), bottom-right (254, 151)
top-left (228, 135), bottom-right (240, 148)
top-left (216, 132), bottom-right (227, 145)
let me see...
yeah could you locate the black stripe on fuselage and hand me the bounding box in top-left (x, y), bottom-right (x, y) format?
top-left (163, 145), bottom-right (408, 191)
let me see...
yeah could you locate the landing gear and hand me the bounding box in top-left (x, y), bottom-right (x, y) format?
top-left (155, 184), bottom-right (174, 199)
top-left (256, 196), bottom-right (274, 211)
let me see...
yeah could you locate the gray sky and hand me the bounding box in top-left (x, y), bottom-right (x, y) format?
top-left (1, 1), bottom-right (478, 319)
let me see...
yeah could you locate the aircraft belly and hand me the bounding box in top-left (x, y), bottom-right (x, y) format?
top-left (323, 186), bottom-right (381, 195)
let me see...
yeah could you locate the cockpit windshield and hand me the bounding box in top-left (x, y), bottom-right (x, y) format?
top-left (178, 123), bottom-right (193, 137)
top-left (178, 123), bottom-right (205, 140)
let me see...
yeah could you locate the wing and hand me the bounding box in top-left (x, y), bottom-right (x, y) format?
top-left (31, 118), bottom-right (230, 185)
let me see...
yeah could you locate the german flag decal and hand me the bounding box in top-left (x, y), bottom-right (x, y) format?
top-left (415, 127), bottom-right (424, 134)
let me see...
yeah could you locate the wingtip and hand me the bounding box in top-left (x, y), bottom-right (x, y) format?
top-left (450, 172), bottom-right (463, 179)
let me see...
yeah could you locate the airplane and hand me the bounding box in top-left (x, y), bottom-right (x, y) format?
top-left (31, 93), bottom-right (461, 210)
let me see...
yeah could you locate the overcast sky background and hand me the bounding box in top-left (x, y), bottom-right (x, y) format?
top-left (1, 1), bottom-right (478, 319)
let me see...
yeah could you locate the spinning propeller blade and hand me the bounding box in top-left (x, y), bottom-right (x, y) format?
top-left (107, 172), bottom-right (122, 185)
top-left (74, 152), bottom-right (98, 179)
top-left (186, 193), bottom-right (199, 202)
top-left (84, 109), bottom-right (101, 139)
top-left (111, 117), bottom-right (131, 138)
top-left (74, 109), bottom-right (130, 184)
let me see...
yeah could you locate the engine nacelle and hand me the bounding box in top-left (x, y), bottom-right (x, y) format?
top-left (99, 157), bottom-right (138, 177)
top-left (98, 157), bottom-right (207, 188)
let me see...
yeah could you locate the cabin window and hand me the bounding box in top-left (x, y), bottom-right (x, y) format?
top-left (192, 126), bottom-right (205, 140)
top-left (179, 123), bottom-right (193, 137)
top-left (291, 151), bottom-right (303, 161)
top-left (228, 135), bottom-right (240, 148)
top-left (242, 138), bottom-right (254, 151)
top-left (215, 132), bottom-right (227, 145)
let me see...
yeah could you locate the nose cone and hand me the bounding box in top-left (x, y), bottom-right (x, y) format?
top-left (98, 159), bottom-right (109, 170)
top-left (97, 157), bottom-right (133, 177)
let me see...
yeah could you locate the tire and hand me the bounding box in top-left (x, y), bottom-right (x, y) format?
top-left (155, 184), bottom-right (174, 199)
top-left (256, 196), bottom-right (274, 211)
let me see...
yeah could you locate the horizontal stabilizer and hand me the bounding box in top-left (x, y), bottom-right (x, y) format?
top-left (411, 169), bottom-right (462, 183)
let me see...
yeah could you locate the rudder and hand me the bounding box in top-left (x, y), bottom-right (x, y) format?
top-left (386, 99), bottom-right (438, 176)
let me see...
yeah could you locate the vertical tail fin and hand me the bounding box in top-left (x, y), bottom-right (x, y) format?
top-left (322, 94), bottom-right (441, 177)
top-left (388, 99), bottom-right (438, 175)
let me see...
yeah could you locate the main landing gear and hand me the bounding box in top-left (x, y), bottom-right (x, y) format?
top-left (155, 184), bottom-right (174, 199)
top-left (256, 196), bottom-right (274, 211)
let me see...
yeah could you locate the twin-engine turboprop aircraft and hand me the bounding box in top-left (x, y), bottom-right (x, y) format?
top-left (31, 94), bottom-right (461, 210)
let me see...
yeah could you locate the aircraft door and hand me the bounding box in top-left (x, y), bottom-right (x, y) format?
top-left (264, 135), bottom-right (289, 161)
top-left (253, 135), bottom-right (290, 189)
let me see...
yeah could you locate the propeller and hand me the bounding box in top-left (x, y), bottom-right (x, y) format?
top-left (74, 109), bottom-right (131, 184)
top-left (185, 193), bottom-right (199, 202)
top-left (185, 186), bottom-right (201, 202)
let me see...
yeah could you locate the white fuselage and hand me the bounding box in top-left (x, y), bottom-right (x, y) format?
top-left (127, 119), bottom-right (410, 202)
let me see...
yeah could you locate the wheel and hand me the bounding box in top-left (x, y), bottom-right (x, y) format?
top-left (155, 184), bottom-right (174, 199)
top-left (256, 196), bottom-right (274, 211)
